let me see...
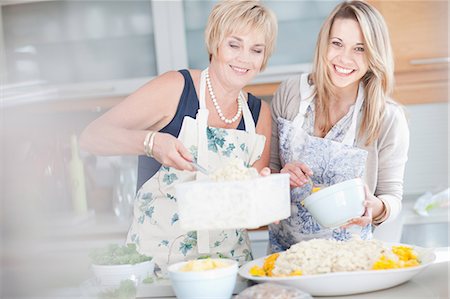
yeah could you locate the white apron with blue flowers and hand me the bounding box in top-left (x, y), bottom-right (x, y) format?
top-left (127, 69), bottom-right (266, 272)
top-left (269, 73), bottom-right (371, 253)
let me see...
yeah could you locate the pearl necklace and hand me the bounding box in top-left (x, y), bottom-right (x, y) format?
top-left (205, 70), bottom-right (243, 124)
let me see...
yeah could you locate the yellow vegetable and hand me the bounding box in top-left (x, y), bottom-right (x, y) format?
top-left (249, 253), bottom-right (280, 277)
top-left (249, 265), bottom-right (266, 276)
top-left (372, 255), bottom-right (400, 270)
top-left (263, 253), bottom-right (279, 277)
top-left (180, 258), bottom-right (229, 272)
top-left (289, 269), bottom-right (303, 276)
top-left (249, 253), bottom-right (303, 277)
top-left (392, 246), bottom-right (418, 261)
top-left (312, 187), bottom-right (321, 193)
top-left (372, 246), bottom-right (420, 270)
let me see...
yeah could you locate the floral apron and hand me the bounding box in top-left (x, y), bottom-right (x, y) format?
top-left (127, 69), bottom-right (266, 273)
top-left (269, 73), bottom-right (371, 253)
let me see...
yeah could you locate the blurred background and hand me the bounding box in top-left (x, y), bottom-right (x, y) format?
top-left (0, 0), bottom-right (448, 298)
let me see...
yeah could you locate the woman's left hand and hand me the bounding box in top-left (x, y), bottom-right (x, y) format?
top-left (342, 185), bottom-right (384, 227)
top-left (259, 167), bottom-right (271, 177)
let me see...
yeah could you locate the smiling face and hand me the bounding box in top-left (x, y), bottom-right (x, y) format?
top-left (327, 18), bottom-right (369, 91)
top-left (210, 30), bottom-right (265, 89)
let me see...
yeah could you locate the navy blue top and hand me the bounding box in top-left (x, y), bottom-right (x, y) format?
top-left (136, 69), bottom-right (262, 191)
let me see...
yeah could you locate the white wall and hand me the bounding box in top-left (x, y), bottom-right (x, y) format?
top-left (403, 102), bottom-right (449, 195)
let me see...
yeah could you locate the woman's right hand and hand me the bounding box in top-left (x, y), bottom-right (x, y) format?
top-left (280, 161), bottom-right (313, 188)
top-left (151, 132), bottom-right (195, 172)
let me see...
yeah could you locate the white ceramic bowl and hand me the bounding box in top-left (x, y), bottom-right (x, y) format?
top-left (303, 178), bottom-right (365, 228)
top-left (175, 173), bottom-right (290, 230)
top-left (92, 260), bottom-right (155, 286)
top-left (168, 259), bottom-right (238, 299)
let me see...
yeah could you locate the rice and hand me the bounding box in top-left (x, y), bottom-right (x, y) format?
top-left (272, 238), bottom-right (397, 276)
top-left (209, 158), bottom-right (258, 181)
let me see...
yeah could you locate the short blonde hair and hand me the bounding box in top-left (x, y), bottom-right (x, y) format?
top-left (311, 0), bottom-right (394, 145)
top-left (205, 0), bottom-right (277, 71)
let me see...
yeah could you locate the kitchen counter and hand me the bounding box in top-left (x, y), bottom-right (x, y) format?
top-left (143, 263), bottom-right (449, 299)
top-left (41, 248), bottom-right (449, 299)
top-left (319, 260), bottom-right (449, 299)
top-left (401, 198), bottom-right (449, 225)
top-left (38, 196), bottom-right (448, 298)
top-left (136, 254), bottom-right (449, 299)
top-left (135, 248), bottom-right (450, 299)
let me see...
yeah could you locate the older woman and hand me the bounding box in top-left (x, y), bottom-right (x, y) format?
top-left (80, 0), bottom-right (277, 271)
top-left (269, 1), bottom-right (409, 252)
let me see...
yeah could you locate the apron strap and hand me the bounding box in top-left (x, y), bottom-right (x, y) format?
top-left (241, 91), bottom-right (256, 134)
top-left (199, 69), bottom-right (207, 110)
top-left (293, 73), bottom-right (365, 146)
top-left (197, 69), bottom-right (209, 178)
top-left (240, 91), bottom-right (258, 153)
top-left (292, 73), bottom-right (314, 128)
top-left (197, 69), bottom-right (210, 254)
top-left (341, 84), bottom-right (364, 146)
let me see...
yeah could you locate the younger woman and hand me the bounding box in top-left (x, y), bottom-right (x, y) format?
top-left (269, 0), bottom-right (409, 252)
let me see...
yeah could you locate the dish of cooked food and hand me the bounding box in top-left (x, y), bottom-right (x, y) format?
top-left (249, 238), bottom-right (419, 277)
top-left (238, 238), bottom-right (435, 296)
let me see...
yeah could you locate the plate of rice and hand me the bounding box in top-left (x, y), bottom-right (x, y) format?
top-left (239, 238), bottom-right (435, 296)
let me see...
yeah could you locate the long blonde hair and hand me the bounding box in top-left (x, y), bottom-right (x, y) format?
top-left (204, 0), bottom-right (278, 71)
top-left (311, 0), bottom-right (394, 145)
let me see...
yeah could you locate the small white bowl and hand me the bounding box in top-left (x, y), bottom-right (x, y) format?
top-left (92, 260), bottom-right (154, 286)
top-left (168, 259), bottom-right (238, 299)
top-left (303, 178), bottom-right (365, 228)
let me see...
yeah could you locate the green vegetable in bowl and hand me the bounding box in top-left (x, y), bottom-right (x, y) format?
top-left (89, 243), bottom-right (152, 265)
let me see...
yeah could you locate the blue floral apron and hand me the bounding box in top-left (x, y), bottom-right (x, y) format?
top-left (269, 73), bottom-right (371, 253)
top-left (126, 69), bottom-right (266, 273)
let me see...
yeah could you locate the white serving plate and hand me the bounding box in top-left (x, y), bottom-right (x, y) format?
top-left (238, 244), bottom-right (436, 296)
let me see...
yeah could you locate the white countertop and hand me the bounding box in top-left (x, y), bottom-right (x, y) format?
top-left (320, 261), bottom-right (449, 299)
top-left (136, 249), bottom-right (449, 299)
top-left (45, 262), bottom-right (449, 299)
top-left (402, 199), bottom-right (449, 225)
top-left (40, 247), bottom-right (449, 299)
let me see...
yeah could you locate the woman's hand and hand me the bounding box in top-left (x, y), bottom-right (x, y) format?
top-left (342, 185), bottom-right (385, 227)
top-left (151, 132), bottom-right (195, 171)
top-left (259, 167), bottom-right (271, 177)
top-left (280, 161), bottom-right (313, 188)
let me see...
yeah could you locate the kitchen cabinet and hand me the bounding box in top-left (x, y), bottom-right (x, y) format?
top-left (247, 1), bottom-right (450, 104)
top-left (0, 0), bottom-right (187, 107)
top-left (2, 1), bottom-right (157, 84)
top-left (368, 0), bottom-right (449, 104)
top-left (0, 0), bottom-right (340, 107)
top-left (1, 1), bottom-right (447, 107)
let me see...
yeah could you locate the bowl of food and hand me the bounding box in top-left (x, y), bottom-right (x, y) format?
top-left (175, 158), bottom-right (290, 230)
top-left (168, 258), bottom-right (238, 299)
top-left (239, 238), bottom-right (432, 296)
top-left (303, 178), bottom-right (365, 228)
top-left (90, 243), bottom-right (154, 286)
